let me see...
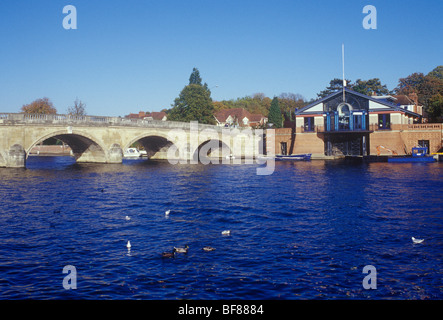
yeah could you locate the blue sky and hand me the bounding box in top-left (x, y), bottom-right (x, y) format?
top-left (0, 0), bottom-right (442, 116)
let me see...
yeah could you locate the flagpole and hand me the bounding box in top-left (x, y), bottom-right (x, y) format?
top-left (342, 43), bottom-right (345, 102)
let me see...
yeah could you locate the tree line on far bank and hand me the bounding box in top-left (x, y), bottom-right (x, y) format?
top-left (18, 65), bottom-right (443, 126)
top-left (168, 65), bottom-right (443, 126)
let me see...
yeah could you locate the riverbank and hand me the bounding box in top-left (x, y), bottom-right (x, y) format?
top-left (29, 145), bottom-right (72, 156)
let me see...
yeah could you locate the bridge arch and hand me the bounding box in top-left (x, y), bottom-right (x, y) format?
top-left (27, 130), bottom-right (110, 163)
top-left (193, 139), bottom-right (232, 163)
top-left (125, 133), bottom-right (177, 159)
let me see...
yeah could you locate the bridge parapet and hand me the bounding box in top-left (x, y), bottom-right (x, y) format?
top-left (0, 112), bottom-right (117, 123)
top-left (0, 113), bottom-right (223, 131)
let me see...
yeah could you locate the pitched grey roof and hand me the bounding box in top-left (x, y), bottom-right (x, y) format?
top-left (295, 88), bottom-right (420, 117)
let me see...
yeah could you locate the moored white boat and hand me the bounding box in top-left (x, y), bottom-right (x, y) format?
top-left (124, 148), bottom-right (144, 158)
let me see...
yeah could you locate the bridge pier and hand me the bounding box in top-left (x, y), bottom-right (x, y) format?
top-left (108, 144), bottom-right (123, 163)
top-left (74, 143), bottom-right (123, 164)
top-left (3, 144), bottom-right (26, 168)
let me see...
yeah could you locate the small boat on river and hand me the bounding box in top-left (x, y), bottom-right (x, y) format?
top-left (123, 148), bottom-right (147, 158)
top-left (275, 154), bottom-right (312, 161)
top-left (388, 147), bottom-right (435, 163)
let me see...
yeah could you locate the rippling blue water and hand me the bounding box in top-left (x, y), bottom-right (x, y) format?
top-left (0, 156), bottom-right (442, 299)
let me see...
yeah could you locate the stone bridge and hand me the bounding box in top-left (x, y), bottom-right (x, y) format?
top-left (0, 113), bottom-right (265, 168)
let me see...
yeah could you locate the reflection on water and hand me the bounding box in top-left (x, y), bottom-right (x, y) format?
top-left (0, 156), bottom-right (442, 299)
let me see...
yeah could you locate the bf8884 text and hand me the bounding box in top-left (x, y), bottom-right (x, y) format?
top-left (222, 305), bottom-right (263, 315)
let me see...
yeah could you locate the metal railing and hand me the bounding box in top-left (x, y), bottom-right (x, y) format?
top-left (300, 125), bottom-right (370, 133)
top-left (406, 123), bottom-right (442, 130)
top-left (298, 123), bottom-right (442, 133)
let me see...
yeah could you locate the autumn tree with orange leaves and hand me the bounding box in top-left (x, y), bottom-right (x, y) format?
top-left (21, 97), bottom-right (57, 114)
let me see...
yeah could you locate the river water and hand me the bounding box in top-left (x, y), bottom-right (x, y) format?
top-left (0, 156), bottom-right (442, 299)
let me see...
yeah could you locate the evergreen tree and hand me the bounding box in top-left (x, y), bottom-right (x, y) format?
top-left (168, 68), bottom-right (215, 124)
top-left (317, 78), bottom-right (352, 98)
top-left (189, 67), bottom-right (202, 85)
top-left (352, 78), bottom-right (390, 96)
top-left (268, 97), bottom-right (283, 128)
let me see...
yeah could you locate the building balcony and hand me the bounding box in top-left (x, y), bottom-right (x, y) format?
top-left (297, 123), bottom-right (442, 134)
top-left (299, 125), bottom-right (372, 134)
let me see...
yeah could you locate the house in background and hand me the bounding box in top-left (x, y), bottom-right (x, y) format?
top-left (144, 111), bottom-right (168, 121)
top-left (214, 108), bottom-right (267, 128)
top-left (125, 111), bottom-right (168, 121)
top-left (371, 92), bottom-right (424, 118)
top-left (268, 88), bottom-right (442, 157)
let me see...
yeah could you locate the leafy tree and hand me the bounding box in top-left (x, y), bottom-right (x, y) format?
top-left (427, 66), bottom-right (443, 80)
top-left (394, 72), bottom-right (426, 96)
top-left (21, 97), bottom-right (57, 114)
top-left (352, 78), bottom-right (390, 96)
top-left (248, 93), bottom-right (272, 116)
top-left (268, 97), bottom-right (283, 128)
top-left (213, 101), bottom-right (230, 112)
top-left (420, 76), bottom-right (443, 107)
top-left (394, 70), bottom-right (443, 121)
top-left (318, 78), bottom-right (392, 98)
top-left (217, 93), bottom-right (272, 117)
top-left (427, 94), bottom-right (443, 123)
top-left (317, 78), bottom-right (352, 98)
top-left (395, 73), bottom-right (443, 104)
top-left (278, 92), bottom-right (306, 120)
top-left (168, 69), bottom-right (215, 124)
top-left (213, 92), bottom-right (306, 121)
top-left (67, 98), bottom-right (86, 116)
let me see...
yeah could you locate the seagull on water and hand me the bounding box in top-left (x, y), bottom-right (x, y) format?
top-left (203, 246), bottom-right (215, 252)
top-left (127, 240), bottom-right (132, 249)
top-left (165, 210), bottom-right (170, 216)
top-left (221, 230), bottom-right (231, 235)
top-left (125, 216), bottom-right (131, 221)
top-left (412, 237), bottom-right (424, 244)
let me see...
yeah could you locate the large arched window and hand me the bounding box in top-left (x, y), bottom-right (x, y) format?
top-left (337, 103), bottom-right (353, 130)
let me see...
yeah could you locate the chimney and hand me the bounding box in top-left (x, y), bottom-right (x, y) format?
top-left (408, 92), bottom-right (418, 105)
